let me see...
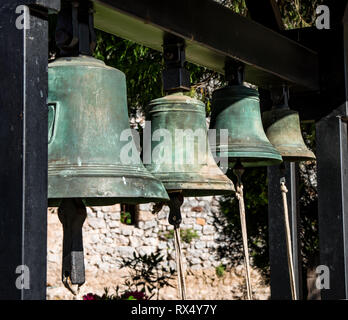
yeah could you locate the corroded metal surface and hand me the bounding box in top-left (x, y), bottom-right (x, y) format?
top-left (145, 93), bottom-right (235, 197)
top-left (58, 199), bottom-right (87, 288)
top-left (48, 56), bottom-right (169, 206)
top-left (210, 85), bottom-right (282, 167)
top-left (262, 107), bottom-right (316, 162)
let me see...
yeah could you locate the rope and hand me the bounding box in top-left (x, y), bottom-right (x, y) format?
top-left (280, 178), bottom-right (298, 300)
top-left (235, 182), bottom-right (253, 300)
top-left (174, 227), bottom-right (187, 300)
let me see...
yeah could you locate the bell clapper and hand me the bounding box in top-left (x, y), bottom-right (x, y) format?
top-left (168, 192), bottom-right (186, 300)
top-left (58, 198), bottom-right (87, 297)
top-left (233, 160), bottom-right (253, 300)
top-left (279, 163), bottom-right (298, 300)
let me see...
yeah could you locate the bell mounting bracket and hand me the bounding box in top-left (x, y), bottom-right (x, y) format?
top-left (271, 85), bottom-right (290, 110)
top-left (55, 0), bottom-right (96, 57)
top-left (162, 34), bottom-right (190, 93)
top-left (225, 58), bottom-right (245, 86)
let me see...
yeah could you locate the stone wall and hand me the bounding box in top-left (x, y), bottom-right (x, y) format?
top-left (47, 196), bottom-right (270, 300)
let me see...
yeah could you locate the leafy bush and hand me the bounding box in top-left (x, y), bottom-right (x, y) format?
top-left (215, 264), bottom-right (226, 278)
top-left (119, 250), bottom-right (175, 300)
top-left (159, 228), bottom-right (199, 244)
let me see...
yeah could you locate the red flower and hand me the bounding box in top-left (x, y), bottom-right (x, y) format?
top-left (83, 293), bottom-right (97, 300)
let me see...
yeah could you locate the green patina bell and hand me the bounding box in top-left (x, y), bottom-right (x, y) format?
top-left (48, 56), bottom-right (169, 206)
top-left (144, 93), bottom-right (235, 197)
top-left (262, 106), bottom-right (315, 162)
top-left (209, 85), bottom-right (282, 167)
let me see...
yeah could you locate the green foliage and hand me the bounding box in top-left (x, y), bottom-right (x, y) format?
top-left (120, 211), bottom-right (132, 225)
top-left (181, 228), bottom-right (200, 244)
top-left (216, 0), bottom-right (248, 15)
top-left (159, 228), bottom-right (199, 244)
top-left (277, 0), bottom-right (324, 29)
top-left (215, 264), bottom-right (226, 278)
top-left (217, 0), bottom-right (324, 30)
top-left (120, 250), bottom-right (175, 300)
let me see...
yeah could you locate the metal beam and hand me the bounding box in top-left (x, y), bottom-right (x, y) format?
top-left (0, 1), bottom-right (60, 299)
top-left (92, 0), bottom-right (319, 90)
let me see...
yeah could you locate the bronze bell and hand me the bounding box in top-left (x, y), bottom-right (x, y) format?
top-left (262, 103), bottom-right (315, 162)
top-left (48, 56), bottom-right (169, 207)
top-left (210, 85), bottom-right (283, 167)
top-left (144, 93), bottom-right (235, 196)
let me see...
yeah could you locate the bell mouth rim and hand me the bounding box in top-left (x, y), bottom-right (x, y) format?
top-left (211, 144), bottom-right (282, 157)
top-left (161, 184), bottom-right (235, 197)
top-left (276, 151), bottom-right (316, 161)
top-left (48, 196), bottom-right (170, 207)
top-left (211, 152), bottom-right (283, 167)
top-left (281, 156), bottom-right (316, 162)
top-left (48, 175), bottom-right (170, 205)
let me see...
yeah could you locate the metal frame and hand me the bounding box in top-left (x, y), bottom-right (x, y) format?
top-left (93, 0), bottom-right (319, 90)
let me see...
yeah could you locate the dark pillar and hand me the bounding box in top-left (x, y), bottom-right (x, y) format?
top-left (0, 1), bottom-right (60, 300)
top-left (316, 106), bottom-right (348, 300)
top-left (268, 163), bottom-right (302, 299)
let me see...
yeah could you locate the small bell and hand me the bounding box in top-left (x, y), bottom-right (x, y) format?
top-left (262, 89), bottom-right (315, 162)
top-left (145, 93), bottom-right (235, 196)
top-left (209, 60), bottom-right (282, 300)
top-left (210, 85), bottom-right (282, 167)
top-left (262, 87), bottom-right (314, 300)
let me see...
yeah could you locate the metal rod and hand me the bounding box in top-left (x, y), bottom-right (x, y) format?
top-left (168, 192), bottom-right (186, 300)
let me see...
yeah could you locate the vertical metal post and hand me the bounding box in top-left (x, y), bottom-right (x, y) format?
top-left (268, 163), bottom-right (302, 299)
top-left (315, 3), bottom-right (348, 300)
top-left (316, 106), bottom-right (348, 300)
top-left (0, 1), bottom-right (60, 299)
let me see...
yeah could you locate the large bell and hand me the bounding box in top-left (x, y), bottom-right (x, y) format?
top-left (48, 56), bottom-right (169, 206)
top-left (210, 85), bottom-right (282, 167)
top-left (144, 93), bottom-right (235, 196)
top-left (262, 106), bottom-right (316, 162)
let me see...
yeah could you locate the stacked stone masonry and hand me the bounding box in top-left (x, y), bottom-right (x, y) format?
top-left (47, 196), bottom-right (270, 299)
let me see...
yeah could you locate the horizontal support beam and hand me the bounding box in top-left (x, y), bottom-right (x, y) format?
top-left (93, 0), bottom-right (319, 90)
